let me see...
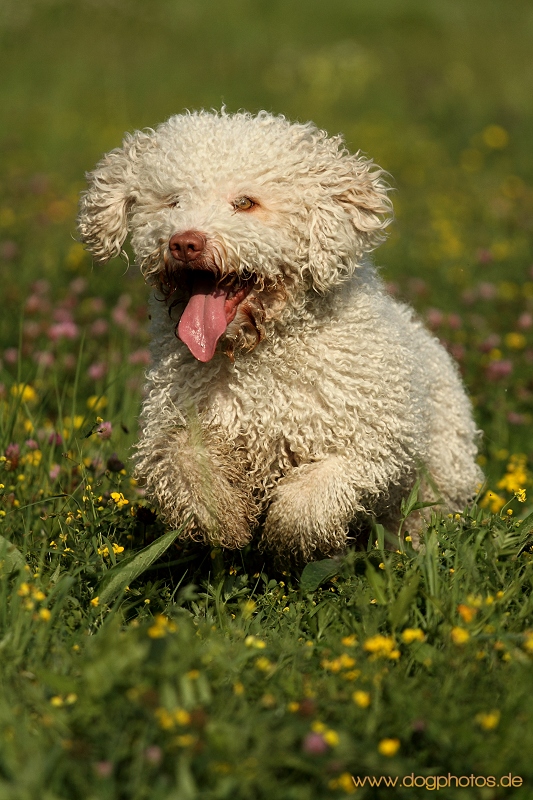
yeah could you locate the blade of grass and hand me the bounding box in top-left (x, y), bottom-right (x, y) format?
top-left (97, 523), bottom-right (188, 606)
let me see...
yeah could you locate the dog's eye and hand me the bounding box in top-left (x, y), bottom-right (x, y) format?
top-left (166, 198), bottom-right (180, 209)
top-left (233, 196), bottom-right (256, 211)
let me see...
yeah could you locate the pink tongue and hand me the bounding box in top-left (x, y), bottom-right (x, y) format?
top-left (177, 273), bottom-right (229, 362)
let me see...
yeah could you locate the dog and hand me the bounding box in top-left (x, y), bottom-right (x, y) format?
top-left (78, 110), bottom-right (482, 563)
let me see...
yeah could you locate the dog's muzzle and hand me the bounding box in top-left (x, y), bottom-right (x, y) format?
top-left (168, 230), bottom-right (206, 264)
top-left (166, 230), bottom-right (252, 363)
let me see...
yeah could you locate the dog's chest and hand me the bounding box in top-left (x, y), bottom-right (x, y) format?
top-left (194, 349), bottom-right (346, 467)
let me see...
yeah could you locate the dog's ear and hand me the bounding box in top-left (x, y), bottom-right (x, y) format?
top-left (78, 130), bottom-right (151, 263)
top-left (308, 152), bottom-right (392, 293)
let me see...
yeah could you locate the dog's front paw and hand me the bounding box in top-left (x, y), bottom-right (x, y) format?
top-left (261, 457), bottom-right (361, 563)
top-left (135, 426), bottom-right (256, 549)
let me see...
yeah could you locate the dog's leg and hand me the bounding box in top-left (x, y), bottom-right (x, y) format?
top-left (134, 414), bottom-right (256, 549)
top-left (261, 456), bottom-right (366, 562)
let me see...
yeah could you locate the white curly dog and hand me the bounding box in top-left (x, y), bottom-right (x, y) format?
top-left (79, 110), bottom-right (482, 563)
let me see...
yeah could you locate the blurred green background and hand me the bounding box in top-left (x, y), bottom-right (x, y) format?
top-left (1, 0), bottom-right (532, 287)
top-left (1, 0), bottom-right (532, 466)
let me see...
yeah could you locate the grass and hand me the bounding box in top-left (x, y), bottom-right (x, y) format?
top-left (1, 0), bottom-right (533, 797)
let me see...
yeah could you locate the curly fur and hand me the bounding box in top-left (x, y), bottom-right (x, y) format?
top-left (78, 110), bottom-right (483, 563)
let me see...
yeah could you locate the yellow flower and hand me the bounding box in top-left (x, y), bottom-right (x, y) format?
top-left (505, 332), bottom-right (526, 350)
top-left (401, 628), bottom-right (425, 644)
top-left (241, 599), bottom-right (256, 618)
top-left (353, 690), bottom-right (371, 708)
top-left (66, 415), bottom-right (85, 430)
top-left (155, 708), bottom-right (175, 730)
top-left (363, 634), bottom-right (398, 659)
top-left (451, 626), bottom-right (470, 645)
top-left (147, 615), bottom-right (177, 638)
top-left (261, 693), bottom-right (276, 708)
top-left (389, 649), bottom-right (401, 660)
top-left (17, 583), bottom-right (31, 597)
top-left (110, 492), bottom-right (129, 509)
top-left (523, 631), bottom-right (533, 653)
top-left (87, 395), bottom-right (107, 412)
top-left (339, 653), bottom-right (356, 669)
top-left (497, 455), bottom-right (528, 494)
top-left (38, 608), bottom-right (51, 622)
top-left (337, 772), bottom-right (357, 794)
top-left (378, 738), bottom-right (400, 757)
top-left (155, 704), bottom-right (192, 728)
top-left (50, 696), bottom-right (63, 707)
top-left (457, 604), bottom-right (478, 624)
top-left (11, 383), bottom-right (37, 403)
top-left (479, 490), bottom-right (506, 514)
top-left (287, 701), bottom-right (299, 712)
top-left (475, 710), bottom-right (500, 730)
top-left (515, 489), bottom-right (527, 502)
top-left (341, 634), bottom-right (357, 647)
top-left (322, 658), bottom-right (342, 672)
top-left (255, 657), bottom-right (272, 672)
top-left (90, 596), bottom-right (100, 607)
top-left (245, 635), bottom-right (266, 649)
top-left (482, 124), bottom-right (509, 149)
top-left (174, 708), bottom-right (191, 726)
top-left (323, 729), bottom-right (339, 747)
top-left (343, 670), bottom-right (361, 681)
top-left (21, 450), bottom-right (42, 467)
top-left (233, 681), bottom-right (245, 696)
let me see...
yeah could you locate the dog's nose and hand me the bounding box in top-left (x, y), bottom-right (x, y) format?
top-left (169, 230), bottom-right (205, 262)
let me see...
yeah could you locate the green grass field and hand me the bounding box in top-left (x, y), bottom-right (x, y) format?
top-left (1, 1), bottom-right (533, 797)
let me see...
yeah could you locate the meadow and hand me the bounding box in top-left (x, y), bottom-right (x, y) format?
top-left (1, 1), bottom-right (533, 797)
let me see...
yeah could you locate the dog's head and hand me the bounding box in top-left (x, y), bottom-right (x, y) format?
top-left (78, 110), bottom-right (391, 362)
